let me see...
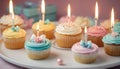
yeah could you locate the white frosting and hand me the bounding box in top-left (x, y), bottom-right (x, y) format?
top-left (74, 17), bottom-right (90, 28)
top-left (56, 22), bottom-right (82, 35)
top-left (0, 15), bottom-right (23, 25)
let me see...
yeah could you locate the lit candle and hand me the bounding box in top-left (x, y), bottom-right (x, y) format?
top-left (67, 4), bottom-right (71, 18)
top-left (95, 1), bottom-right (98, 26)
top-left (111, 8), bottom-right (114, 29)
top-left (84, 26), bottom-right (87, 43)
top-left (41, 0), bottom-right (45, 22)
top-left (36, 24), bottom-right (40, 37)
top-left (9, 0), bottom-right (14, 28)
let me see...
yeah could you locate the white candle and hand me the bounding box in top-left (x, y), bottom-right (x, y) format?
top-left (36, 23), bottom-right (40, 37)
top-left (9, 0), bottom-right (14, 28)
top-left (111, 8), bottom-right (114, 29)
top-left (41, 0), bottom-right (45, 22)
top-left (84, 26), bottom-right (87, 43)
top-left (95, 1), bottom-right (98, 26)
top-left (67, 4), bottom-right (71, 18)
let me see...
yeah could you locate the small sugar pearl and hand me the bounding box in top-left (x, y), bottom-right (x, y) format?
top-left (57, 58), bottom-right (63, 65)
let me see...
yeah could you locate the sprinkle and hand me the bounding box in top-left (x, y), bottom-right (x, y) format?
top-left (57, 58), bottom-right (63, 65)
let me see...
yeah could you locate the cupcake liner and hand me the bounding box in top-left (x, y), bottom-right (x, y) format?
top-left (55, 32), bottom-right (82, 48)
top-left (32, 29), bottom-right (54, 40)
top-left (26, 49), bottom-right (50, 60)
top-left (104, 43), bottom-right (120, 56)
top-left (3, 37), bottom-right (25, 49)
top-left (88, 35), bottom-right (103, 47)
top-left (73, 51), bottom-right (98, 64)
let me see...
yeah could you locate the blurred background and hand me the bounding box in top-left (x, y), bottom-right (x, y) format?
top-left (0, 0), bottom-right (120, 21)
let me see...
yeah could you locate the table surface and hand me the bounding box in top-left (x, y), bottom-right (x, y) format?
top-left (0, 30), bottom-right (120, 69)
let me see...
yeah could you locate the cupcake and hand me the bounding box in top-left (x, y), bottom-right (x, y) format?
top-left (88, 26), bottom-right (107, 47)
top-left (100, 19), bottom-right (119, 33)
top-left (32, 20), bottom-right (55, 39)
top-left (55, 22), bottom-right (82, 48)
top-left (2, 26), bottom-right (26, 49)
top-left (59, 16), bottom-right (76, 23)
top-left (25, 34), bottom-right (51, 60)
top-left (102, 22), bottom-right (120, 56)
top-left (74, 16), bottom-right (95, 29)
top-left (0, 15), bottom-right (24, 33)
top-left (72, 40), bottom-right (98, 64)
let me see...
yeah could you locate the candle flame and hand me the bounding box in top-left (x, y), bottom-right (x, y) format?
top-left (41, 0), bottom-right (45, 14)
top-left (67, 4), bottom-right (71, 18)
top-left (111, 8), bottom-right (114, 28)
top-left (95, 1), bottom-right (98, 19)
top-left (84, 26), bottom-right (87, 33)
top-left (9, 0), bottom-right (14, 19)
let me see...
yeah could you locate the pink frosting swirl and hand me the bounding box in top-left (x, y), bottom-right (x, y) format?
top-left (88, 26), bottom-right (107, 37)
top-left (72, 42), bottom-right (98, 54)
top-left (59, 16), bottom-right (76, 23)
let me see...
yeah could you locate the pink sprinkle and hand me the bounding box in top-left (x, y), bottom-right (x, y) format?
top-left (35, 37), bottom-right (42, 43)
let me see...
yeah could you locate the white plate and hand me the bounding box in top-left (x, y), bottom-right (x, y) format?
top-left (0, 29), bottom-right (120, 69)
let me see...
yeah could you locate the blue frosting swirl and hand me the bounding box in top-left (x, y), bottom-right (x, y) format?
top-left (102, 33), bottom-right (120, 44)
top-left (25, 39), bottom-right (51, 51)
top-left (80, 40), bottom-right (92, 48)
top-left (113, 22), bottom-right (120, 33)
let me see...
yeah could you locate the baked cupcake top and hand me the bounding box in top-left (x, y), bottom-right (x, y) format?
top-left (3, 27), bottom-right (26, 38)
top-left (74, 16), bottom-right (95, 28)
top-left (102, 22), bottom-right (120, 44)
top-left (72, 40), bottom-right (98, 54)
top-left (0, 15), bottom-right (23, 25)
top-left (25, 34), bottom-right (51, 51)
top-left (32, 20), bottom-right (55, 31)
top-left (100, 19), bottom-right (119, 29)
top-left (88, 26), bottom-right (107, 37)
top-left (59, 16), bottom-right (76, 23)
top-left (56, 22), bottom-right (82, 35)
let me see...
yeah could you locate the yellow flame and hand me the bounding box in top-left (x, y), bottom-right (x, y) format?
top-left (95, 1), bottom-right (98, 19)
top-left (67, 4), bottom-right (71, 17)
top-left (111, 8), bottom-right (114, 28)
top-left (9, 0), bottom-right (14, 19)
top-left (41, 0), bottom-right (45, 13)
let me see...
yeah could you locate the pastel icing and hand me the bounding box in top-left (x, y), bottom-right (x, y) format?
top-left (100, 19), bottom-right (119, 29)
top-left (113, 22), bottom-right (120, 33)
top-left (88, 26), bottom-right (107, 37)
top-left (25, 34), bottom-right (51, 51)
top-left (74, 16), bottom-right (95, 28)
top-left (102, 33), bottom-right (120, 44)
top-left (59, 16), bottom-right (76, 23)
top-left (72, 42), bottom-right (98, 54)
top-left (0, 15), bottom-right (23, 25)
top-left (32, 20), bottom-right (55, 31)
top-left (56, 22), bottom-right (82, 35)
top-left (3, 28), bottom-right (26, 38)
top-left (25, 39), bottom-right (51, 51)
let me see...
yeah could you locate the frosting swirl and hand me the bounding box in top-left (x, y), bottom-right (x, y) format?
top-left (88, 26), bottom-right (107, 37)
top-left (113, 22), bottom-right (120, 33)
top-left (56, 23), bottom-right (82, 35)
top-left (72, 42), bottom-right (98, 54)
top-left (25, 39), bottom-right (51, 51)
top-left (32, 20), bottom-right (55, 31)
top-left (3, 28), bottom-right (26, 38)
top-left (100, 19), bottom-right (119, 29)
top-left (0, 15), bottom-right (23, 25)
top-left (59, 16), bottom-right (76, 23)
top-left (102, 33), bottom-right (120, 44)
top-left (74, 16), bottom-right (95, 28)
